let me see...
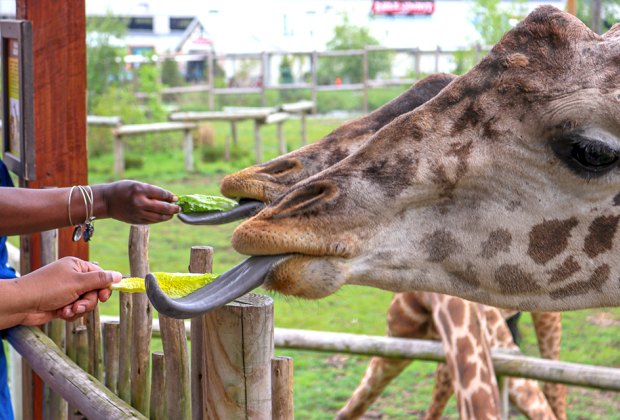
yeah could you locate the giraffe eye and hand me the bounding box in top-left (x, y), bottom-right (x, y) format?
top-left (551, 136), bottom-right (620, 177)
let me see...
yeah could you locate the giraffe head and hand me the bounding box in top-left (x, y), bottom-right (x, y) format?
top-left (229, 7), bottom-right (620, 312)
top-left (219, 73), bottom-right (456, 203)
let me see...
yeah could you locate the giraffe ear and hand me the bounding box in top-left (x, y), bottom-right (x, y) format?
top-left (604, 23), bottom-right (620, 40)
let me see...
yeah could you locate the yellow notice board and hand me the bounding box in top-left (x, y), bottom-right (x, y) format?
top-left (8, 38), bottom-right (20, 158)
top-left (1, 20), bottom-right (34, 180)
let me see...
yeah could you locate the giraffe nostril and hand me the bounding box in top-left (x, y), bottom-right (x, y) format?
top-left (260, 158), bottom-right (302, 177)
top-left (271, 180), bottom-right (339, 219)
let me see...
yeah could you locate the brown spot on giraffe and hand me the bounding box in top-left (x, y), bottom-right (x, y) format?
top-left (447, 298), bottom-right (466, 328)
top-left (436, 309), bottom-right (452, 339)
top-left (583, 215), bottom-right (620, 258)
top-left (448, 264), bottom-right (481, 291)
top-left (528, 218), bottom-right (579, 265)
top-left (550, 264), bottom-right (610, 300)
top-left (495, 264), bottom-right (542, 294)
top-left (422, 229), bottom-right (463, 263)
top-left (548, 256), bottom-right (581, 284)
top-left (362, 154), bottom-right (419, 197)
top-left (480, 229), bottom-right (512, 259)
top-left (613, 192), bottom-right (620, 206)
top-left (455, 336), bottom-right (477, 389)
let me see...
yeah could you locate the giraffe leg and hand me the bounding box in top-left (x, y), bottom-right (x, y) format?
top-left (431, 296), bottom-right (500, 420)
top-left (336, 293), bottom-right (431, 420)
top-left (531, 312), bottom-right (567, 420)
top-left (482, 307), bottom-right (557, 419)
top-left (424, 362), bottom-right (453, 420)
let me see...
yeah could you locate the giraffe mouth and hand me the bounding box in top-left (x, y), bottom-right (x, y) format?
top-left (146, 254), bottom-right (289, 319)
top-left (177, 199), bottom-right (265, 225)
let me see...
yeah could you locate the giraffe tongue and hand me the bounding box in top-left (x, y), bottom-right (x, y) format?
top-left (146, 255), bottom-right (285, 319)
top-left (177, 199), bottom-right (265, 225)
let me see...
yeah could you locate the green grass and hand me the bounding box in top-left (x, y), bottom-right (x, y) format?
top-left (13, 114), bottom-right (620, 418)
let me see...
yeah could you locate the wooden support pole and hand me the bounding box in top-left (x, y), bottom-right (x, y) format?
top-left (40, 230), bottom-right (67, 420)
top-left (254, 120), bottom-right (263, 163)
top-left (87, 309), bottom-right (102, 381)
top-left (203, 294), bottom-right (274, 418)
top-left (129, 225), bottom-right (152, 416)
top-left (498, 376), bottom-right (509, 420)
top-left (159, 315), bottom-right (191, 419)
top-left (271, 356), bottom-right (294, 420)
top-left (277, 122), bottom-right (286, 155)
top-left (114, 133), bottom-right (125, 178)
top-left (189, 246), bottom-right (214, 420)
top-left (118, 291), bottom-right (132, 403)
top-left (300, 112), bottom-right (307, 146)
top-left (183, 128), bottom-right (195, 172)
top-left (102, 321), bottom-right (120, 395)
top-left (230, 121), bottom-right (238, 145)
top-left (150, 352), bottom-right (166, 420)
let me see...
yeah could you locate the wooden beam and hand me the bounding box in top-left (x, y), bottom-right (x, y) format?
top-left (16, 2), bottom-right (87, 418)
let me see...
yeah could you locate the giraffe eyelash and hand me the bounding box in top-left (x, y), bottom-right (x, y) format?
top-left (550, 134), bottom-right (620, 179)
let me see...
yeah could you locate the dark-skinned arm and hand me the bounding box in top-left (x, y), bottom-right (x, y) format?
top-left (0, 180), bottom-right (180, 236)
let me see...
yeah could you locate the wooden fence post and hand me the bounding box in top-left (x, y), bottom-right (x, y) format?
top-left (203, 294), bottom-right (274, 419)
top-left (271, 356), bottom-right (294, 420)
top-left (254, 120), bottom-right (263, 163)
top-left (102, 321), bottom-right (119, 395)
top-left (118, 291), bottom-right (132, 403)
top-left (41, 229), bottom-right (68, 420)
top-left (189, 246), bottom-right (214, 420)
top-left (160, 311), bottom-right (191, 418)
top-left (183, 128), bottom-right (194, 172)
top-left (150, 352), bottom-right (166, 420)
top-left (277, 121), bottom-right (286, 155)
top-left (114, 132), bottom-right (124, 178)
top-left (129, 225), bottom-right (152, 416)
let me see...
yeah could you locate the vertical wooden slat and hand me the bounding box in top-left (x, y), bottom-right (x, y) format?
top-left (117, 292), bottom-right (132, 403)
top-left (40, 229), bottom-right (67, 419)
top-left (183, 129), bottom-right (194, 172)
top-left (300, 112), bottom-right (307, 146)
top-left (159, 316), bottom-right (191, 419)
top-left (87, 308), bottom-right (102, 381)
top-left (189, 246), bottom-right (214, 420)
top-left (203, 294), bottom-right (274, 419)
top-left (150, 352), bottom-right (166, 420)
top-left (114, 133), bottom-right (124, 178)
top-left (277, 122), bottom-right (286, 155)
top-left (102, 321), bottom-right (120, 395)
top-left (254, 120), bottom-right (263, 163)
top-left (271, 356), bottom-right (294, 420)
top-left (129, 225), bottom-right (152, 416)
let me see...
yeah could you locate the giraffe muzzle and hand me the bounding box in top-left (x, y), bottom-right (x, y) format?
top-left (146, 254), bottom-right (287, 319)
top-left (177, 199), bottom-right (265, 225)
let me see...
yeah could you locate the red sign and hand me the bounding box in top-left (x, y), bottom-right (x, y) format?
top-left (371, 0), bottom-right (435, 15)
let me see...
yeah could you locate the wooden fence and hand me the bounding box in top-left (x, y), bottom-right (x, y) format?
top-left (88, 99), bottom-right (314, 175)
top-left (146, 46), bottom-right (488, 113)
top-left (6, 227), bottom-right (292, 419)
top-left (6, 226), bottom-right (620, 419)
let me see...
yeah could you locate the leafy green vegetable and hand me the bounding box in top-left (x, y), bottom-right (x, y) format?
top-left (112, 272), bottom-right (218, 298)
top-left (176, 194), bottom-right (238, 213)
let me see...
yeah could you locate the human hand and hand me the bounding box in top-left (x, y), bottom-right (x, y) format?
top-left (17, 257), bottom-right (121, 325)
top-left (93, 180), bottom-right (180, 224)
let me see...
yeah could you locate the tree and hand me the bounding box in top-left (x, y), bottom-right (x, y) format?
top-left (577, 0), bottom-right (620, 33)
top-left (161, 57), bottom-right (184, 87)
top-left (86, 14), bottom-right (128, 110)
top-left (471, 0), bottom-right (527, 45)
top-left (318, 15), bottom-right (392, 85)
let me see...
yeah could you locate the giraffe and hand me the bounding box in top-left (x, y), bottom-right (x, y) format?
top-left (223, 6), bottom-right (620, 312)
top-left (214, 74), bottom-right (565, 416)
top-left (337, 293), bottom-right (557, 420)
top-left (178, 70), bottom-right (567, 415)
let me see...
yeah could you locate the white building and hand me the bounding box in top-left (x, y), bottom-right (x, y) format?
top-left (0, 0), bottom-right (566, 54)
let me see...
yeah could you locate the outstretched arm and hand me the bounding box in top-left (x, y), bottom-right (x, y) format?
top-left (0, 180), bottom-right (180, 236)
top-left (0, 257), bottom-right (120, 329)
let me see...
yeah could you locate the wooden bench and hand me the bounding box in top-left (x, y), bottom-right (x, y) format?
top-left (112, 121), bottom-right (197, 177)
top-left (279, 100), bottom-right (315, 146)
top-left (169, 108), bottom-right (290, 163)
